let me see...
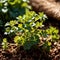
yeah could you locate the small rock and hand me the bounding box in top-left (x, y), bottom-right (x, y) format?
top-left (54, 42), bottom-right (57, 46)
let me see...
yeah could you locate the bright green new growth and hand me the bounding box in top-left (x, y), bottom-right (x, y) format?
top-left (46, 26), bottom-right (59, 40)
top-left (2, 38), bottom-right (8, 50)
top-left (4, 10), bottom-right (60, 50)
top-left (4, 10), bottom-right (48, 50)
top-left (1, 0), bottom-right (60, 50)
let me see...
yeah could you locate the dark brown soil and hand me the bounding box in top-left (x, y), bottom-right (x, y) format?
top-left (0, 41), bottom-right (60, 60)
top-left (0, 44), bottom-right (51, 60)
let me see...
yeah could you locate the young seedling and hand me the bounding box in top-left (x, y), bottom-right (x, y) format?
top-left (2, 38), bottom-right (8, 50)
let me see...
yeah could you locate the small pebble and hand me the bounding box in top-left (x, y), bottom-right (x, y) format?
top-left (54, 42), bottom-right (57, 46)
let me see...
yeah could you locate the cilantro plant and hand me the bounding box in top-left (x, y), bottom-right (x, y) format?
top-left (1, 0), bottom-right (60, 51)
top-left (46, 26), bottom-right (59, 41)
top-left (2, 38), bottom-right (8, 50)
top-left (3, 10), bottom-right (60, 50)
top-left (4, 10), bottom-right (48, 50)
top-left (0, 0), bottom-right (31, 36)
top-left (39, 26), bottom-right (59, 51)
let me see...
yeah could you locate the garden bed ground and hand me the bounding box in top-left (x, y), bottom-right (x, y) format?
top-left (0, 45), bottom-right (50, 60)
top-left (0, 41), bottom-right (60, 60)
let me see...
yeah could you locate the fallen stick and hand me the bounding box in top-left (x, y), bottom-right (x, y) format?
top-left (30, 0), bottom-right (60, 20)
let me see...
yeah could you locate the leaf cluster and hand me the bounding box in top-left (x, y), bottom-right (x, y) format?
top-left (4, 10), bottom-right (48, 50)
top-left (0, 0), bottom-right (31, 32)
